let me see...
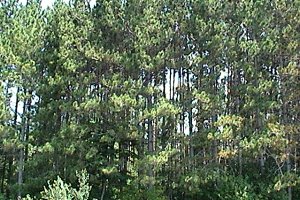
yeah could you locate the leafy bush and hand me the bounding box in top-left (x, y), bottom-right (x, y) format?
top-left (23, 169), bottom-right (91, 200)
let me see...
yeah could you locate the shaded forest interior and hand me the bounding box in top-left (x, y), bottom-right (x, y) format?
top-left (0, 0), bottom-right (299, 199)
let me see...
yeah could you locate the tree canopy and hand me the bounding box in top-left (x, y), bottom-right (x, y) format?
top-left (0, 0), bottom-right (299, 199)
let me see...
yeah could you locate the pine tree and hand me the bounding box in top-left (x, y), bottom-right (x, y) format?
top-left (0, 0), bottom-right (299, 199)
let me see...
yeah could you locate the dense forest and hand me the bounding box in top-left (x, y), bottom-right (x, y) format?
top-left (0, 0), bottom-right (299, 199)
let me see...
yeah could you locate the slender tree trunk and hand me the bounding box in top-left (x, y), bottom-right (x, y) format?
top-left (146, 72), bottom-right (154, 186)
top-left (6, 87), bottom-right (20, 199)
top-left (18, 94), bottom-right (27, 200)
top-left (1, 155), bottom-right (6, 193)
top-left (287, 141), bottom-right (292, 200)
top-left (163, 65), bottom-right (166, 99)
top-left (284, 103), bottom-right (292, 200)
top-left (24, 91), bottom-right (31, 165)
top-left (173, 69), bottom-right (176, 102)
top-left (169, 68), bottom-right (172, 100)
top-left (148, 112), bottom-right (154, 153)
top-left (1, 82), bottom-right (9, 193)
top-left (187, 69), bottom-right (194, 169)
top-left (100, 180), bottom-right (107, 200)
top-left (253, 56), bottom-right (264, 174)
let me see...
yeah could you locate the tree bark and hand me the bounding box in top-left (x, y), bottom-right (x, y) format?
top-left (17, 93), bottom-right (27, 199)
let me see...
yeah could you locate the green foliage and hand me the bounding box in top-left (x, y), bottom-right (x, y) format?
top-left (116, 183), bottom-right (167, 200)
top-left (0, 0), bottom-right (299, 199)
top-left (0, 193), bottom-right (4, 200)
top-left (214, 175), bottom-right (259, 200)
top-left (23, 170), bottom-right (91, 200)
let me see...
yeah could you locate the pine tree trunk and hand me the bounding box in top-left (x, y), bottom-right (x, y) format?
top-left (1, 155), bottom-right (6, 193)
top-left (7, 87), bottom-right (20, 199)
top-left (17, 95), bottom-right (27, 199)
